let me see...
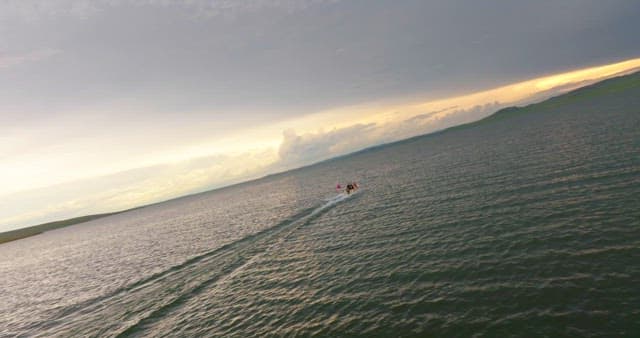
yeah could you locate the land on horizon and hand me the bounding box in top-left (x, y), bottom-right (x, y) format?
top-left (3, 70), bottom-right (638, 245)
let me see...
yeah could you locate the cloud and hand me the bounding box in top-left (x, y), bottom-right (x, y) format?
top-left (0, 0), bottom-right (336, 21)
top-left (1, 99), bottom-right (505, 231)
top-left (273, 59), bottom-right (640, 171)
top-left (0, 149), bottom-right (277, 230)
top-left (0, 49), bottom-right (60, 69)
top-left (3, 58), bottom-right (640, 231)
top-left (4, 98), bottom-right (491, 229)
top-left (167, 0), bottom-right (340, 18)
top-left (0, 0), bottom-right (101, 21)
top-left (277, 124), bottom-right (376, 167)
top-left (275, 102), bottom-right (504, 169)
top-left (272, 59), bottom-right (640, 172)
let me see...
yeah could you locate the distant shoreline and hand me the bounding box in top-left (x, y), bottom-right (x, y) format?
top-left (2, 70), bottom-right (638, 245)
top-left (0, 213), bottom-right (121, 245)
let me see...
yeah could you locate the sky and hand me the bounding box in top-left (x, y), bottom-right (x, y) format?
top-left (2, 0), bottom-right (640, 231)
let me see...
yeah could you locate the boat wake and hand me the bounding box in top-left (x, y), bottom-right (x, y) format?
top-left (31, 191), bottom-right (358, 338)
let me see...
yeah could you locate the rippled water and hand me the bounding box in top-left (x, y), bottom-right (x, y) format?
top-left (1, 81), bottom-right (639, 337)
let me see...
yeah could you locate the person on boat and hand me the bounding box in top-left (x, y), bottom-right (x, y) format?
top-left (346, 183), bottom-right (355, 194)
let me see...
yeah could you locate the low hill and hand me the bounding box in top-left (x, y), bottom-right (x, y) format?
top-left (0, 213), bottom-right (121, 244)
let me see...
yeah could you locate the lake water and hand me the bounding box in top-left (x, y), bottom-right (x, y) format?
top-left (1, 79), bottom-right (639, 337)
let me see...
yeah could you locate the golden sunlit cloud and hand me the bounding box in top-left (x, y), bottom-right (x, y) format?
top-left (2, 57), bottom-right (639, 230)
top-left (171, 56), bottom-right (640, 181)
top-left (283, 58), bottom-right (640, 135)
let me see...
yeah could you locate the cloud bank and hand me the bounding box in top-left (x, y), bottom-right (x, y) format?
top-left (276, 102), bottom-right (502, 169)
top-left (0, 149), bottom-right (278, 228)
top-left (1, 54), bottom-right (639, 230)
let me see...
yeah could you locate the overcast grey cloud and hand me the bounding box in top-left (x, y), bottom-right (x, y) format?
top-left (2, 0), bottom-right (640, 117)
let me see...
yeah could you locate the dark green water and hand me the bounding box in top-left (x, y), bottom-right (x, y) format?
top-left (1, 74), bottom-right (639, 337)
